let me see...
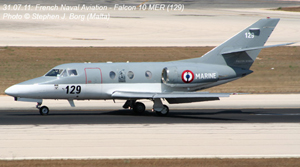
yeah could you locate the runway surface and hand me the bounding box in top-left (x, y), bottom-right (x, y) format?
top-left (1, 94), bottom-right (300, 125)
top-left (1, 108), bottom-right (300, 125)
top-left (0, 94), bottom-right (300, 160)
top-left (1, 123), bottom-right (300, 160)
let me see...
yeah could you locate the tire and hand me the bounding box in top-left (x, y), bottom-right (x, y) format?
top-left (39, 106), bottom-right (49, 115)
top-left (156, 105), bottom-right (169, 116)
top-left (133, 102), bottom-right (146, 114)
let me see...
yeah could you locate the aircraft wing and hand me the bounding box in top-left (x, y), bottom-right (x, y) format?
top-left (111, 91), bottom-right (231, 104)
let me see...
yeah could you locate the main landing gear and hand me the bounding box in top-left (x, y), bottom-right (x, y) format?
top-left (123, 100), bottom-right (145, 114)
top-left (123, 99), bottom-right (169, 116)
top-left (155, 105), bottom-right (169, 116)
top-left (36, 102), bottom-right (50, 115)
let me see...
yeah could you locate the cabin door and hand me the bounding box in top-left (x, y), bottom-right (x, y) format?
top-left (85, 68), bottom-right (102, 84)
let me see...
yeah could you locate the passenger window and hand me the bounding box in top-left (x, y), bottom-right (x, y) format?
top-left (45, 69), bottom-right (64, 77)
top-left (68, 69), bottom-right (78, 76)
top-left (127, 71), bottom-right (134, 79)
top-left (109, 71), bottom-right (116, 79)
top-left (145, 71), bottom-right (152, 79)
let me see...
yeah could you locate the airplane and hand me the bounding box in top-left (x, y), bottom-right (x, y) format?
top-left (5, 18), bottom-right (293, 116)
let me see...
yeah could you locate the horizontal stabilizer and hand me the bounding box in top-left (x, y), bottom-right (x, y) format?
top-left (222, 42), bottom-right (295, 55)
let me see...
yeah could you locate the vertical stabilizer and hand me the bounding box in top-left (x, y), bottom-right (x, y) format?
top-left (184, 18), bottom-right (280, 69)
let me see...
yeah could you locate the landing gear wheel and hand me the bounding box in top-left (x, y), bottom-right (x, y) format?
top-left (156, 105), bottom-right (169, 116)
top-left (39, 106), bottom-right (49, 115)
top-left (133, 102), bottom-right (146, 114)
top-left (123, 100), bottom-right (136, 109)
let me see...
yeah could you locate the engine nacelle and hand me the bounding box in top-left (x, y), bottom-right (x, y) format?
top-left (161, 66), bottom-right (219, 87)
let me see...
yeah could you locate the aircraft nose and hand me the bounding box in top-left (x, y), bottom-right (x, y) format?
top-left (5, 85), bottom-right (19, 97)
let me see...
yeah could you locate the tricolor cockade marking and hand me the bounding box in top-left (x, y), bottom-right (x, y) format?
top-left (181, 70), bottom-right (194, 83)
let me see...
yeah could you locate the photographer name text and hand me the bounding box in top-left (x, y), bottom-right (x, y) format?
top-left (2, 4), bottom-right (184, 12)
top-left (2, 3), bottom-right (184, 21)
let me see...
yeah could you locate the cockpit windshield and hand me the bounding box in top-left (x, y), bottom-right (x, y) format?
top-left (45, 69), bottom-right (64, 77)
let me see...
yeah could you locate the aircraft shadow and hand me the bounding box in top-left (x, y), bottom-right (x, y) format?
top-left (3, 109), bottom-right (298, 124)
top-left (5, 109), bottom-right (251, 122)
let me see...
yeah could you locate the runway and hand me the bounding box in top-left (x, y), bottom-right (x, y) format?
top-left (1, 108), bottom-right (300, 125)
top-left (1, 94), bottom-right (300, 125)
top-left (1, 123), bottom-right (300, 160)
top-left (0, 94), bottom-right (300, 160)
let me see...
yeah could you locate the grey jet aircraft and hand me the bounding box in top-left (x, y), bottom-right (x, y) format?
top-left (5, 18), bottom-right (293, 116)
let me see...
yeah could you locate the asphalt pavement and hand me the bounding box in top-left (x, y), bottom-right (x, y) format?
top-left (0, 108), bottom-right (300, 125)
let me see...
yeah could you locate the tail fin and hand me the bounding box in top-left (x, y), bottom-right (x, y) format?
top-left (185, 18), bottom-right (281, 69)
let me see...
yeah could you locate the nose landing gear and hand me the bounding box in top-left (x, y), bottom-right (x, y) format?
top-left (36, 102), bottom-right (50, 115)
top-left (39, 106), bottom-right (50, 115)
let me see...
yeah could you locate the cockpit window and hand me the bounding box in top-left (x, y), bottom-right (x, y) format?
top-left (45, 69), bottom-right (64, 77)
top-left (61, 70), bottom-right (68, 77)
top-left (68, 69), bottom-right (78, 76)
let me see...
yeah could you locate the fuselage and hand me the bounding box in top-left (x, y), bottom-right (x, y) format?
top-left (5, 61), bottom-right (251, 100)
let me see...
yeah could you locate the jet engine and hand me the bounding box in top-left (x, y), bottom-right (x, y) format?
top-left (161, 66), bottom-right (219, 87)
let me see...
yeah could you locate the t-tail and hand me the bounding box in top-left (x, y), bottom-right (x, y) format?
top-left (183, 18), bottom-right (293, 69)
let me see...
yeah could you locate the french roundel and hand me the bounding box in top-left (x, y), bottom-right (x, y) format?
top-left (181, 70), bottom-right (194, 83)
